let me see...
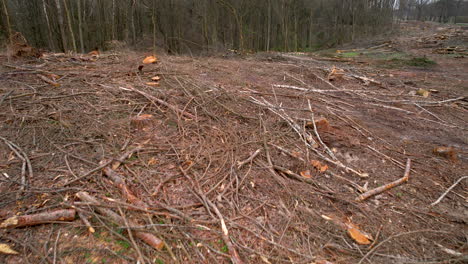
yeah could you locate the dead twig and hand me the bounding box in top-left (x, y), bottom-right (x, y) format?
top-left (356, 159), bottom-right (411, 202)
top-left (0, 136), bottom-right (33, 191)
top-left (102, 166), bottom-right (148, 209)
top-left (117, 207), bottom-right (146, 264)
top-left (269, 143), bottom-right (305, 162)
top-left (151, 175), bottom-right (180, 197)
top-left (62, 160), bottom-right (113, 186)
top-left (273, 165), bottom-right (321, 190)
top-left (260, 117), bottom-right (287, 188)
top-left (328, 171), bottom-right (367, 193)
top-left (75, 192), bottom-right (165, 250)
top-left (76, 211), bottom-right (95, 233)
top-left (368, 224), bottom-right (383, 249)
top-left (63, 147), bottom-right (141, 186)
top-left (237, 149), bottom-right (262, 169)
top-left (179, 167), bottom-right (244, 264)
top-left (52, 230), bottom-right (61, 264)
top-left (358, 229), bottom-right (451, 264)
top-left (118, 85), bottom-right (196, 119)
top-left (0, 90), bottom-right (14, 106)
top-left (430, 175), bottom-right (468, 207)
top-left (251, 97), bottom-right (368, 178)
top-left (308, 100), bottom-right (336, 160)
top-left (273, 84), bottom-right (357, 93)
top-left (348, 74), bottom-right (382, 87)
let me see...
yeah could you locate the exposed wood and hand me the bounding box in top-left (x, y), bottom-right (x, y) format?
top-left (102, 166), bottom-right (149, 209)
top-left (237, 149), bottom-right (261, 169)
top-left (356, 159), bottom-right (411, 202)
top-left (0, 209), bottom-right (76, 228)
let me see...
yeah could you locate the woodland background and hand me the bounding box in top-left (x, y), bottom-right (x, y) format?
top-left (1, 0), bottom-right (468, 54)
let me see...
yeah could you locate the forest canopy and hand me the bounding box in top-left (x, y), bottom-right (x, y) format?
top-left (0, 0), bottom-right (466, 54)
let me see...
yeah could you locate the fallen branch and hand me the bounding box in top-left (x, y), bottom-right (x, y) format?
top-left (102, 166), bottom-right (148, 209)
top-left (328, 171), bottom-right (367, 193)
top-left (180, 167), bottom-right (244, 264)
top-left (250, 96), bottom-right (316, 147)
top-left (63, 159), bottom-right (113, 186)
top-left (237, 149), bottom-right (262, 169)
top-left (0, 136), bottom-right (33, 191)
top-left (103, 164), bottom-right (196, 221)
top-left (117, 207), bottom-right (146, 263)
top-left (0, 90), bottom-right (14, 106)
top-left (348, 74), bottom-right (382, 87)
top-left (356, 159), bottom-right (411, 202)
top-left (63, 147), bottom-right (142, 186)
top-left (273, 84), bottom-right (352, 93)
top-left (76, 192), bottom-right (164, 250)
top-left (430, 176), bottom-right (468, 207)
top-left (0, 209), bottom-right (76, 228)
top-left (207, 199), bottom-right (244, 264)
top-left (308, 100), bottom-right (336, 160)
top-left (357, 229), bottom-right (450, 264)
top-left (273, 165), bottom-right (318, 187)
top-left (251, 96), bottom-right (368, 178)
top-left (269, 143), bottom-right (305, 162)
top-left (37, 74), bottom-right (60, 87)
top-left (111, 146), bottom-right (143, 170)
top-left (77, 211), bottom-right (95, 233)
top-left (119, 85), bottom-right (195, 120)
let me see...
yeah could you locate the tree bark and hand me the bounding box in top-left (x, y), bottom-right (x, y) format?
top-left (266, 0), bottom-right (271, 51)
top-left (1, 0), bottom-right (13, 46)
top-left (77, 0), bottom-right (84, 53)
top-left (152, 0), bottom-right (157, 55)
top-left (54, 0), bottom-right (68, 51)
top-left (112, 0), bottom-right (116, 40)
top-left (42, 0), bottom-right (55, 50)
top-left (63, 0), bottom-right (77, 53)
top-left (0, 209), bottom-right (76, 228)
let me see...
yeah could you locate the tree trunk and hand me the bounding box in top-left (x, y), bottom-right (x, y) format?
top-left (63, 0), bottom-right (77, 53)
top-left (131, 2), bottom-right (136, 45)
top-left (152, 0), bottom-right (157, 55)
top-left (54, 0), bottom-right (68, 51)
top-left (1, 0), bottom-right (13, 46)
top-left (266, 0), bottom-right (271, 51)
top-left (77, 0), bottom-right (84, 53)
top-left (112, 0), bottom-right (116, 39)
top-left (42, 0), bottom-right (55, 50)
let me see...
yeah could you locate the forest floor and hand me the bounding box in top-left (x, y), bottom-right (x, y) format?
top-left (0, 21), bottom-right (467, 264)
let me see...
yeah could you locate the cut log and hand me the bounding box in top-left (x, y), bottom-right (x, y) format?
top-left (0, 209), bottom-right (76, 228)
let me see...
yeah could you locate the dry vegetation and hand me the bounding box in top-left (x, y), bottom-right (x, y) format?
top-left (0, 21), bottom-right (467, 264)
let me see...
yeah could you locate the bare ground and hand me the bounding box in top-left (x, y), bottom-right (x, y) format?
top-left (0, 21), bottom-right (467, 264)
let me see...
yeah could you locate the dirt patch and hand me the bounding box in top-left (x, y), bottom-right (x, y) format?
top-left (0, 22), bottom-right (467, 264)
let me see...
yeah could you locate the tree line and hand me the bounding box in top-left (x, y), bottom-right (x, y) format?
top-left (397, 0), bottom-right (468, 23)
top-left (1, 0), bottom-right (403, 54)
top-left (2, 0), bottom-right (465, 55)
